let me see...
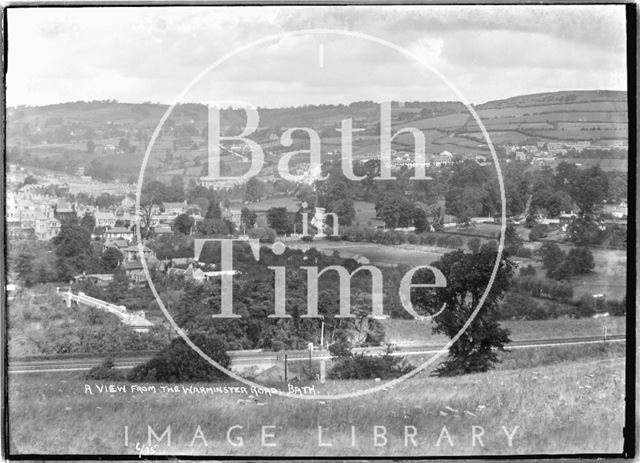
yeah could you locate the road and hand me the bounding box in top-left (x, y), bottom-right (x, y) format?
top-left (7, 334), bottom-right (625, 374)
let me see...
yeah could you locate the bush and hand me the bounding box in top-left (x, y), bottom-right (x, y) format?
top-left (445, 235), bottom-right (464, 249)
top-left (529, 224), bottom-right (549, 242)
top-left (83, 358), bottom-right (124, 381)
top-left (328, 345), bottom-right (412, 380)
top-left (467, 237), bottom-right (481, 253)
top-left (575, 295), bottom-right (597, 318)
top-left (515, 247), bottom-right (533, 258)
top-left (127, 333), bottom-right (230, 383)
top-left (607, 297), bottom-right (626, 316)
top-left (247, 227), bottom-right (276, 243)
top-left (519, 264), bottom-right (536, 277)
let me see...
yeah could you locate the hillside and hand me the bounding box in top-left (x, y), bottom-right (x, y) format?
top-left (6, 90), bottom-right (628, 182)
top-left (8, 355), bottom-right (625, 455)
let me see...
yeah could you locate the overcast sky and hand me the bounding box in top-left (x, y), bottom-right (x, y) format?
top-left (6, 5), bottom-right (628, 108)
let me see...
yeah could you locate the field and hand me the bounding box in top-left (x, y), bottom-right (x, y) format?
top-left (381, 317), bottom-right (626, 346)
top-left (568, 249), bottom-right (627, 300)
top-left (291, 241), bottom-right (445, 267)
top-left (8, 352), bottom-right (625, 456)
top-left (554, 158), bottom-right (627, 172)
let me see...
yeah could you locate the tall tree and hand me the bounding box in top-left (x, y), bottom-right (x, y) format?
top-left (173, 213), bottom-right (194, 235)
top-left (80, 213), bottom-right (96, 233)
top-left (415, 248), bottom-right (515, 375)
top-left (266, 207), bottom-right (290, 235)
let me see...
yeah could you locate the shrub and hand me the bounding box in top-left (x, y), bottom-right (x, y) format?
top-left (127, 333), bottom-right (230, 383)
top-left (529, 224), bottom-right (549, 242)
top-left (607, 298), bottom-right (626, 316)
top-left (467, 237), bottom-right (481, 253)
top-left (519, 264), bottom-right (536, 277)
top-left (515, 247), bottom-right (533, 258)
top-left (83, 358), bottom-right (124, 381)
top-left (575, 295), bottom-right (597, 318)
top-left (328, 345), bottom-right (412, 380)
top-left (445, 235), bottom-right (464, 249)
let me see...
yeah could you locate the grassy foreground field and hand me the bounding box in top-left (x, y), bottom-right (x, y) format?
top-left (8, 349), bottom-right (625, 456)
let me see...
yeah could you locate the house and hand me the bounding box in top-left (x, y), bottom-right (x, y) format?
top-left (163, 201), bottom-right (188, 216)
top-left (350, 254), bottom-right (371, 265)
top-left (54, 198), bottom-right (76, 223)
top-left (515, 151), bottom-right (529, 162)
top-left (611, 201), bottom-right (628, 219)
top-left (202, 270), bottom-right (240, 280)
top-left (122, 244), bottom-right (156, 262)
top-left (104, 226), bottom-right (134, 242)
top-left (123, 260), bottom-right (146, 283)
top-left (103, 238), bottom-right (129, 252)
top-left (154, 224), bottom-right (173, 236)
top-left (34, 216), bottom-right (61, 241)
top-left (168, 264), bottom-right (208, 283)
top-left (94, 211), bottom-right (117, 228)
top-left (121, 311), bottom-right (154, 333)
top-left (223, 208), bottom-right (243, 229)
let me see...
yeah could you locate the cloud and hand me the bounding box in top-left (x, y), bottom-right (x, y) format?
top-left (6, 5), bottom-right (628, 107)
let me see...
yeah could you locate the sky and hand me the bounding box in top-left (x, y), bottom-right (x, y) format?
top-left (6, 5), bottom-right (629, 108)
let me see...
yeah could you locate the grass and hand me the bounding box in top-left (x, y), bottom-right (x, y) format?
top-left (381, 316), bottom-right (626, 346)
top-left (8, 352), bottom-right (625, 456)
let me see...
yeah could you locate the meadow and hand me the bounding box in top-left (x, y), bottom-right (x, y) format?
top-left (8, 351), bottom-right (625, 456)
top-left (381, 316), bottom-right (626, 346)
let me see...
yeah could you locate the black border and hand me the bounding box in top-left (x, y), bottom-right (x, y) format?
top-left (1, 2), bottom-right (637, 461)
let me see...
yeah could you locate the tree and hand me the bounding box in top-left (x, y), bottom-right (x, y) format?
top-left (576, 294), bottom-right (597, 318)
top-left (51, 224), bottom-right (100, 280)
top-left (503, 224), bottom-right (522, 255)
top-left (565, 247), bottom-right (595, 275)
top-left (118, 138), bottom-right (131, 153)
top-left (86, 140), bottom-right (96, 154)
top-left (467, 237), bottom-right (481, 253)
top-left (295, 184), bottom-right (317, 209)
top-left (417, 248), bottom-right (515, 375)
top-left (127, 333), bottom-right (230, 382)
top-left (22, 175), bottom-right (37, 186)
top-left (196, 219), bottom-right (230, 236)
top-left (376, 194), bottom-right (415, 228)
top-left (80, 213), bottom-right (96, 233)
top-left (247, 227), bottom-right (276, 243)
top-left (330, 199), bottom-right (356, 226)
top-left (569, 166), bottom-right (609, 215)
top-left (10, 241), bottom-right (58, 286)
top-left (528, 223), bottom-right (549, 242)
top-left (538, 242), bottom-right (566, 275)
top-left (567, 215), bottom-right (604, 246)
top-left (244, 178), bottom-right (264, 202)
top-left (412, 207), bottom-right (429, 233)
top-left (241, 207), bottom-right (257, 229)
top-left (266, 207), bottom-right (290, 235)
top-left (173, 213), bottom-right (194, 235)
top-left (102, 247), bottom-right (123, 272)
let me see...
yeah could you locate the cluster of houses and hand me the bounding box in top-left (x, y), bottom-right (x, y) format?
top-left (507, 139), bottom-right (627, 164)
top-left (6, 189), bottom-right (67, 240)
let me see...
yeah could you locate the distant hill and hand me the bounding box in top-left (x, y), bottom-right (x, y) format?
top-left (6, 90), bottom-right (627, 182)
top-left (476, 90), bottom-right (627, 110)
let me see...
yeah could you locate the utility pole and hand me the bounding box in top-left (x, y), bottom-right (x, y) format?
top-left (320, 321), bottom-right (325, 350)
top-left (284, 354), bottom-right (288, 383)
